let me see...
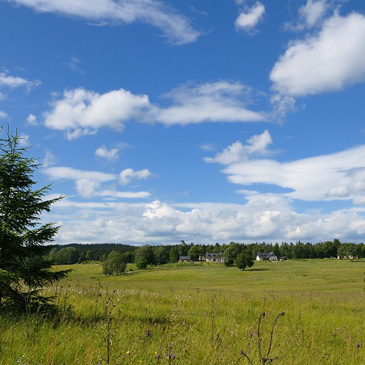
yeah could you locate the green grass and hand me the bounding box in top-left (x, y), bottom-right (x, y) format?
top-left (1, 259), bottom-right (364, 364)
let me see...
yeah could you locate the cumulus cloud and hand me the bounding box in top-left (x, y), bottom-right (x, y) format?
top-left (204, 130), bottom-right (272, 165)
top-left (8, 0), bottom-right (200, 45)
top-left (0, 111), bottom-right (8, 120)
top-left (95, 145), bottom-right (119, 161)
top-left (119, 168), bottom-right (153, 185)
top-left (0, 71), bottom-right (40, 91)
top-left (270, 13), bottom-right (365, 96)
top-left (46, 196), bottom-right (365, 244)
top-left (155, 81), bottom-right (266, 125)
top-left (235, 2), bottom-right (265, 32)
top-left (44, 88), bottom-right (151, 140)
top-left (43, 82), bottom-right (266, 138)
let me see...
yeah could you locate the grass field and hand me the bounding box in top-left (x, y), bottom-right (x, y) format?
top-left (1, 259), bottom-right (364, 364)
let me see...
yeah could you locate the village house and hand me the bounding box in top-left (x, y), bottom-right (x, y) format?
top-left (179, 256), bottom-right (192, 263)
top-left (256, 252), bottom-right (278, 261)
top-left (204, 252), bottom-right (224, 263)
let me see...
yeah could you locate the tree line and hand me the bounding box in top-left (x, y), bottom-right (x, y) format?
top-left (47, 239), bottom-right (365, 269)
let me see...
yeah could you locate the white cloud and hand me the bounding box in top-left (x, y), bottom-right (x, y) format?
top-left (99, 190), bottom-right (150, 199)
top-left (211, 139), bottom-right (365, 204)
top-left (119, 168), bottom-right (153, 185)
top-left (43, 150), bottom-right (57, 167)
top-left (26, 113), bottom-right (37, 126)
top-left (299, 0), bottom-right (328, 28)
top-left (204, 130), bottom-right (272, 165)
top-left (75, 178), bottom-right (101, 198)
top-left (0, 111), bottom-right (8, 120)
top-left (43, 166), bottom-right (150, 199)
top-left (64, 56), bottom-right (85, 74)
top-left (235, 2), bottom-right (265, 32)
top-left (155, 81), bottom-right (266, 125)
top-left (95, 145), bottom-right (119, 161)
top-left (44, 166), bottom-right (116, 183)
top-left (9, 0), bottom-right (200, 45)
top-left (18, 133), bottom-right (30, 147)
top-left (270, 93), bottom-right (296, 122)
top-left (44, 88), bottom-right (151, 140)
top-left (0, 71), bottom-right (40, 91)
top-left (46, 196), bottom-right (365, 244)
top-left (270, 13), bottom-right (365, 96)
top-left (43, 82), bottom-right (266, 138)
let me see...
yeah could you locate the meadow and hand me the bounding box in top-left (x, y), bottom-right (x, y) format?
top-left (0, 259), bottom-right (364, 364)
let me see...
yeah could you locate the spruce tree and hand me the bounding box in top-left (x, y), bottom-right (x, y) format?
top-left (0, 131), bottom-right (69, 310)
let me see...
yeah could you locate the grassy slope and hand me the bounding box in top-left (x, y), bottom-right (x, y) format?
top-left (1, 260), bottom-right (364, 364)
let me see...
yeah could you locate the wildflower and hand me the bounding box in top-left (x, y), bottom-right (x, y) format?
top-left (261, 312), bottom-right (266, 317)
top-left (249, 332), bottom-right (254, 338)
top-left (146, 330), bottom-right (150, 337)
top-left (126, 351), bottom-right (131, 355)
top-left (280, 311), bottom-right (285, 316)
top-left (356, 342), bottom-right (361, 348)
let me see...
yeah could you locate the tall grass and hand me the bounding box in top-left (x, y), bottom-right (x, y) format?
top-left (0, 259), bottom-right (364, 364)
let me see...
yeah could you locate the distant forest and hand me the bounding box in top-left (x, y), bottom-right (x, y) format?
top-left (47, 239), bottom-right (365, 265)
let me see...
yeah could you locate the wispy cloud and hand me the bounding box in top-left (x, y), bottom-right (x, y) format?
top-left (0, 71), bottom-right (40, 91)
top-left (155, 81), bottom-right (265, 125)
top-left (43, 166), bottom-right (151, 199)
top-left (8, 0), bottom-right (200, 45)
top-left (207, 131), bottom-right (365, 204)
top-left (64, 56), bottom-right (85, 74)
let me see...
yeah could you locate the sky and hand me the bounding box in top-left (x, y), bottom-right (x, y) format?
top-left (1, 0), bottom-right (365, 245)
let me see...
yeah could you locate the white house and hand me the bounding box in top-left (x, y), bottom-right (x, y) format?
top-left (205, 252), bottom-right (224, 263)
top-left (256, 252), bottom-right (278, 261)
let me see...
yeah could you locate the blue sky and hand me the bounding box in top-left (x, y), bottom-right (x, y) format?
top-left (1, 0), bottom-right (365, 245)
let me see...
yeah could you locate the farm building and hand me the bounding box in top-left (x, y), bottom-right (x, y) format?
top-left (256, 252), bottom-right (278, 261)
top-left (179, 256), bottom-right (192, 263)
top-left (205, 252), bottom-right (224, 263)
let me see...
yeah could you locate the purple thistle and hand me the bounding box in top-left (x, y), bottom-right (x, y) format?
top-left (249, 332), bottom-right (254, 338)
top-left (146, 330), bottom-right (150, 337)
top-left (356, 342), bottom-right (361, 348)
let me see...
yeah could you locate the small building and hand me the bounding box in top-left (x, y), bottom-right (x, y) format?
top-left (337, 255), bottom-right (358, 260)
top-left (179, 255), bottom-right (192, 263)
top-left (256, 252), bottom-right (278, 261)
top-left (205, 252), bottom-right (224, 263)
